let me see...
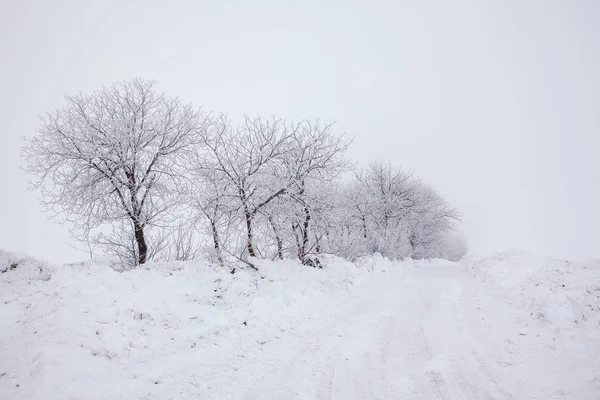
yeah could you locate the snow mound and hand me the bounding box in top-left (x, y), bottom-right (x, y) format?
top-left (0, 250), bottom-right (52, 281)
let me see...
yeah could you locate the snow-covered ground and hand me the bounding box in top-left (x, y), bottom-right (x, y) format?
top-left (1, 250), bottom-right (598, 399)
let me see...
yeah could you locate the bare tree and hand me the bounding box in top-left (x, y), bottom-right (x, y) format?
top-left (186, 165), bottom-right (233, 265)
top-left (22, 79), bottom-right (205, 266)
top-left (200, 115), bottom-right (295, 258)
top-left (190, 115), bottom-right (350, 266)
top-left (281, 120), bottom-right (351, 264)
top-left (167, 218), bottom-right (203, 262)
top-left (258, 200), bottom-right (288, 260)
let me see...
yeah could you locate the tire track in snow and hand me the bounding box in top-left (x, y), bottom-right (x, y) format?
top-left (422, 276), bottom-right (514, 400)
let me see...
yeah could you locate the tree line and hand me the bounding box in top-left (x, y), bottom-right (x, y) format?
top-left (23, 79), bottom-right (463, 269)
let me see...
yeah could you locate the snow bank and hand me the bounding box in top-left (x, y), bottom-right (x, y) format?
top-left (466, 252), bottom-right (600, 398)
top-left (0, 250), bottom-right (409, 400)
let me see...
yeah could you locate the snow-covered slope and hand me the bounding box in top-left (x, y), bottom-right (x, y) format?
top-left (0, 250), bottom-right (598, 399)
top-left (0, 251), bottom-right (399, 399)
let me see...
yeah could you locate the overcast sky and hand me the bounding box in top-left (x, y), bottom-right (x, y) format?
top-left (1, 0), bottom-right (599, 263)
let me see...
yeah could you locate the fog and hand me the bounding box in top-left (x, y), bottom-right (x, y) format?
top-left (1, 0), bottom-right (598, 263)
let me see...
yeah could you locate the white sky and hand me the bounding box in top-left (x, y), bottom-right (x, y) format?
top-left (1, 0), bottom-right (599, 263)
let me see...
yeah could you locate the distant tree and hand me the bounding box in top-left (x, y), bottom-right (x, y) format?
top-left (330, 161), bottom-right (461, 261)
top-left (358, 161), bottom-right (416, 259)
top-left (436, 231), bottom-right (468, 261)
top-left (22, 79), bottom-right (205, 266)
top-left (405, 182), bottom-right (461, 258)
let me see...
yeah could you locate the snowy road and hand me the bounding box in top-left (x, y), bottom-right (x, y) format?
top-left (244, 266), bottom-right (516, 400)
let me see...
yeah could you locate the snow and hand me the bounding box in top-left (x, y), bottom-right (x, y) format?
top-left (1, 250), bottom-right (598, 399)
top-left (464, 252), bottom-right (600, 399)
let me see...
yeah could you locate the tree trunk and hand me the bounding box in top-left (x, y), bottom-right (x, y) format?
top-left (133, 222), bottom-right (148, 265)
top-left (210, 220), bottom-right (223, 265)
top-left (126, 172), bottom-right (147, 266)
top-left (292, 223), bottom-right (302, 261)
top-left (361, 215), bottom-right (368, 239)
top-left (245, 209), bottom-right (256, 257)
top-left (267, 214), bottom-right (283, 260)
top-left (299, 205), bottom-right (311, 264)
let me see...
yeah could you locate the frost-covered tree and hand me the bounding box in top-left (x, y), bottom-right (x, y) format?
top-left (282, 121), bottom-right (350, 264)
top-left (23, 78), bottom-right (464, 268)
top-left (435, 231), bottom-right (468, 261)
top-left (404, 182), bottom-right (461, 258)
top-left (22, 79), bottom-right (205, 266)
top-left (196, 115), bottom-right (294, 262)
top-left (195, 115), bottom-right (349, 265)
top-left (184, 155), bottom-right (235, 265)
top-left (288, 179), bottom-right (342, 265)
top-left (354, 161), bottom-right (416, 259)
top-left (330, 161), bottom-right (461, 261)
